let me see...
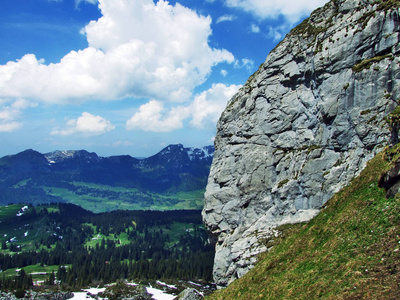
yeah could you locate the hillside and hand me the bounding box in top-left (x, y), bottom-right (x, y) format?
top-left (0, 144), bottom-right (213, 212)
top-left (0, 203), bottom-right (214, 295)
top-left (206, 143), bottom-right (400, 299)
top-left (203, 0), bottom-right (400, 286)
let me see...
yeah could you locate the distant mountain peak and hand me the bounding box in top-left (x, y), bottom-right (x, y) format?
top-left (1, 149), bottom-right (49, 174)
top-left (187, 145), bottom-right (214, 161)
top-left (0, 144), bottom-right (214, 207)
top-left (44, 150), bottom-right (100, 164)
top-left (149, 144), bottom-right (214, 165)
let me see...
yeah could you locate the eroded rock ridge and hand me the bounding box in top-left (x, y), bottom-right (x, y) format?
top-left (203, 0), bottom-right (400, 287)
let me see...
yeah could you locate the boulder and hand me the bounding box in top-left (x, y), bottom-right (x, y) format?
top-left (176, 288), bottom-right (203, 300)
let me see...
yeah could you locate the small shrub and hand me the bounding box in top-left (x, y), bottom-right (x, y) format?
top-left (277, 179), bottom-right (289, 189)
top-left (352, 54), bottom-right (393, 72)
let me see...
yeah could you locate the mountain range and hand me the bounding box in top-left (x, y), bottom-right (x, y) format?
top-left (0, 144), bottom-right (213, 211)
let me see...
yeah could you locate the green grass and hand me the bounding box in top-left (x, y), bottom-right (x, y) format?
top-left (168, 190), bottom-right (205, 208)
top-left (45, 186), bottom-right (104, 203)
top-left (77, 220), bottom-right (201, 250)
top-left (84, 230), bottom-right (134, 249)
top-left (159, 222), bottom-right (200, 245)
top-left (42, 183), bottom-right (205, 213)
top-left (207, 144), bottom-right (400, 299)
top-left (13, 178), bottom-right (31, 188)
top-left (83, 221), bottom-right (201, 249)
top-left (352, 54), bottom-right (394, 72)
top-left (0, 205), bottom-right (36, 252)
top-left (0, 205), bottom-right (61, 253)
top-left (72, 181), bottom-right (140, 193)
top-left (1, 264), bottom-right (69, 282)
top-left (44, 206), bottom-right (60, 213)
top-left (0, 204), bottom-right (23, 221)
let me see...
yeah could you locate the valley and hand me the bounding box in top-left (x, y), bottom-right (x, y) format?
top-left (0, 203), bottom-right (214, 298)
top-left (0, 144), bottom-right (212, 212)
top-left (0, 144), bottom-right (215, 298)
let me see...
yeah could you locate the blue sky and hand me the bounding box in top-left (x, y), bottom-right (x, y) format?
top-left (0, 0), bottom-right (328, 158)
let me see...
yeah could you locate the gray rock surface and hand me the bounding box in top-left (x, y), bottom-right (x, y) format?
top-left (0, 291), bottom-right (74, 300)
top-left (175, 288), bottom-right (203, 300)
top-left (202, 0), bottom-right (400, 287)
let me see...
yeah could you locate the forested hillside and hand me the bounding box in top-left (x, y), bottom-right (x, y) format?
top-left (0, 203), bottom-right (214, 292)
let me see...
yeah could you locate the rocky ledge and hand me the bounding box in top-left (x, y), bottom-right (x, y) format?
top-left (202, 0), bottom-right (400, 287)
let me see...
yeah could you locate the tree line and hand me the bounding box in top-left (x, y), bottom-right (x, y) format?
top-left (0, 204), bottom-right (214, 291)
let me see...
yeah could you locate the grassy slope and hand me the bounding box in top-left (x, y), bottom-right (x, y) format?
top-left (42, 182), bottom-right (205, 213)
top-left (1, 265), bottom-right (64, 283)
top-left (0, 205), bottom-right (60, 253)
top-left (83, 221), bottom-right (200, 249)
top-left (207, 145), bottom-right (400, 299)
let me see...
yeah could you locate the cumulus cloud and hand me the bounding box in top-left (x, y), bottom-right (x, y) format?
top-left (224, 0), bottom-right (328, 23)
top-left (51, 112), bottom-right (115, 136)
top-left (0, 0), bottom-right (234, 104)
top-left (126, 100), bottom-right (188, 132)
top-left (190, 83), bottom-right (240, 128)
top-left (126, 83), bottom-right (241, 132)
top-left (0, 99), bottom-right (37, 132)
top-left (11, 99), bottom-right (36, 110)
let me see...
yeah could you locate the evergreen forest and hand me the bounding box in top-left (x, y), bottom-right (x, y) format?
top-left (0, 203), bottom-right (214, 292)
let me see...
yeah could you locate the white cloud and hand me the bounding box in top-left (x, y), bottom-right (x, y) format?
top-left (224, 0), bottom-right (329, 23)
top-left (0, 99), bottom-right (37, 132)
top-left (0, 0), bottom-right (234, 104)
top-left (0, 108), bottom-right (15, 122)
top-left (75, 0), bottom-right (98, 7)
top-left (190, 83), bottom-right (240, 128)
top-left (250, 23), bottom-right (260, 33)
top-left (126, 83), bottom-right (241, 132)
top-left (266, 24), bottom-right (290, 42)
top-left (216, 14), bottom-right (236, 24)
top-left (221, 69), bottom-right (228, 77)
top-left (126, 100), bottom-right (188, 132)
top-left (234, 58), bottom-right (254, 71)
top-left (11, 99), bottom-right (37, 110)
top-left (51, 112), bottom-right (115, 136)
top-left (0, 122), bottom-right (23, 132)
top-left (112, 140), bottom-right (134, 147)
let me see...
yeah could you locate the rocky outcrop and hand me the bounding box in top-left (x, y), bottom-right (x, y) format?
top-left (176, 288), bottom-right (203, 300)
top-left (202, 0), bottom-right (400, 287)
top-left (379, 157), bottom-right (400, 198)
top-left (0, 291), bottom-right (74, 300)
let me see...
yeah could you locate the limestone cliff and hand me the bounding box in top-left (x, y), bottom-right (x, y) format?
top-left (202, 0), bottom-right (400, 287)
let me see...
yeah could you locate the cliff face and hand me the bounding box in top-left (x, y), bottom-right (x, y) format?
top-left (202, 0), bottom-right (400, 287)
